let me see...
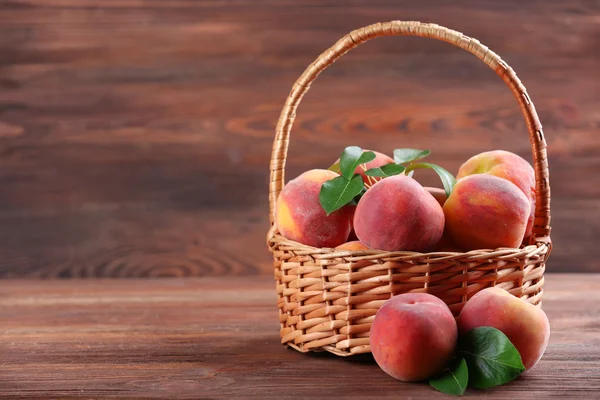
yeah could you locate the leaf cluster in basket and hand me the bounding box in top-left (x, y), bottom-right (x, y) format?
top-left (370, 288), bottom-right (550, 396)
top-left (274, 146), bottom-right (536, 252)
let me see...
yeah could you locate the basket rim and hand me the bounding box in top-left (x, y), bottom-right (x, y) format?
top-left (268, 228), bottom-right (550, 263)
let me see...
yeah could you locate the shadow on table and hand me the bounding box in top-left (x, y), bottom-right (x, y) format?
top-left (301, 349), bottom-right (376, 365)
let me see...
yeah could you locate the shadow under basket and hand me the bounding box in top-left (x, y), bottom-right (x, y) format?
top-left (266, 21), bottom-right (552, 357)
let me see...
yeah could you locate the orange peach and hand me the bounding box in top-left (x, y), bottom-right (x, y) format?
top-left (457, 150), bottom-right (536, 241)
top-left (458, 287), bottom-right (550, 370)
top-left (354, 175), bottom-right (444, 251)
top-left (335, 241), bottom-right (369, 251)
top-left (371, 293), bottom-right (458, 381)
top-left (275, 169), bottom-right (353, 248)
top-left (443, 174), bottom-right (530, 250)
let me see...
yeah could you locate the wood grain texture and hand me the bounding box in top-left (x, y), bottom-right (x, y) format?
top-left (0, 274), bottom-right (599, 399)
top-left (0, 1), bottom-right (598, 277)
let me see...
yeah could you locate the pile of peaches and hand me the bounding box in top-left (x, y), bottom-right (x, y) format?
top-left (370, 286), bottom-right (549, 394)
top-left (275, 147), bottom-right (536, 253)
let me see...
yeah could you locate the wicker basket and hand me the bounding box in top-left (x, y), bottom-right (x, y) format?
top-left (266, 21), bottom-right (551, 357)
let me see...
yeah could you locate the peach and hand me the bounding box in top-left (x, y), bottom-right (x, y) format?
top-left (275, 169), bottom-right (353, 248)
top-left (458, 287), bottom-right (550, 370)
top-left (457, 150), bottom-right (536, 241)
top-left (443, 174), bottom-right (530, 250)
top-left (425, 187), bottom-right (447, 207)
top-left (336, 150), bottom-right (394, 184)
top-left (371, 293), bottom-right (458, 382)
top-left (335, 241), bottom-right (369, 251)
top-left (354, 175), bottom-right (444, 251)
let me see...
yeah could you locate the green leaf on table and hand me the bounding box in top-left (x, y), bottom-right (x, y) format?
top-left (393, 148), bottom-right (431, 164)
top-left (319, 174), bottom-right (364, 215)
top-left (459, 326), bottom-right (526, 389)
top-left (339, 146), bottom-right (376, 179)
top-left (328, 161), bottom-right (342, 174)
top-left (365, 163), bottom-right (406, 178)
top-left (430, 358), bottom-right (468, 396)
top-left (405, 162), bottom-right (456, 198)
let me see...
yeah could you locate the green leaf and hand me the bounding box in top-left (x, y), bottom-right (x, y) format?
top-left (350, 186), bottom-right (368, 205)
top-left (365, 164), bottom-right (406, 177)
top-left (459, 327), bottom-right (526, 389)
top-left (393, 148), bottom-right (431, 164)
top-left (430, 358), bottom-right (468, 396)
top-left (339, 146), bottom-right (376, 180)
top-left (405, 162), bottom-right (456, 198)
top-left (319, 174), bottom-right (364, 215)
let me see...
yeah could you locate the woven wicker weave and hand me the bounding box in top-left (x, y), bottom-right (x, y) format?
top-left (267, 21), bottom-right (551, 357)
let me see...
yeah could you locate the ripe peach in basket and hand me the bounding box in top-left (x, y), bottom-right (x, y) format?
top-left (335, 241), bottom-right (369, 251)
top-left (457, 150), bottom-right (536, 242)
top-left (443, 174), bottom-right (530, 250)
top-left (275, 169), bottom-right (353, 248)
top-left (458, 287), bottom-right (550, 370)
top-left (371, 293), bottom-right (458, 381)
top-left (353, 175), bottom-right (444, 251)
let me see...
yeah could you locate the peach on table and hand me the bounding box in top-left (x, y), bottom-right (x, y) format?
top-left (458, 287), bottom-right (550, 371)
top-left (371, 293), bottom-right (458, 382)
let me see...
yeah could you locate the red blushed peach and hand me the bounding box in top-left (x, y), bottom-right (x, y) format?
top-left (336, 150), bottom-right (394, 185)
top-left (458, 287), bottom-right (550, 371)
top-left (335, 241), bottom-right (369, 251)
top-left (354, 175), bottom-right (444, 251)
top-left (275, 169), bottom-right (353, 248)
top-left (457, 150), bottom-right (536, 241)
top-left (371, 293), bottom-right (458, 382)
top-left (443, 174), bottom-right (530, 250)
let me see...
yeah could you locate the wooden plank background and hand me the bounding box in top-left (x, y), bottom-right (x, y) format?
top-left (0, 0), bottom-right (598, 277)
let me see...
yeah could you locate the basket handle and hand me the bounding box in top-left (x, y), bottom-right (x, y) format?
top-left (269, 21), bottom-right (551, 242)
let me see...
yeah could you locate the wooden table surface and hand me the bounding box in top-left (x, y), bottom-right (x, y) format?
top-left (0, 1), bottom-right (599, 278)
top-left (1, 273), bottom-right (599, 399)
